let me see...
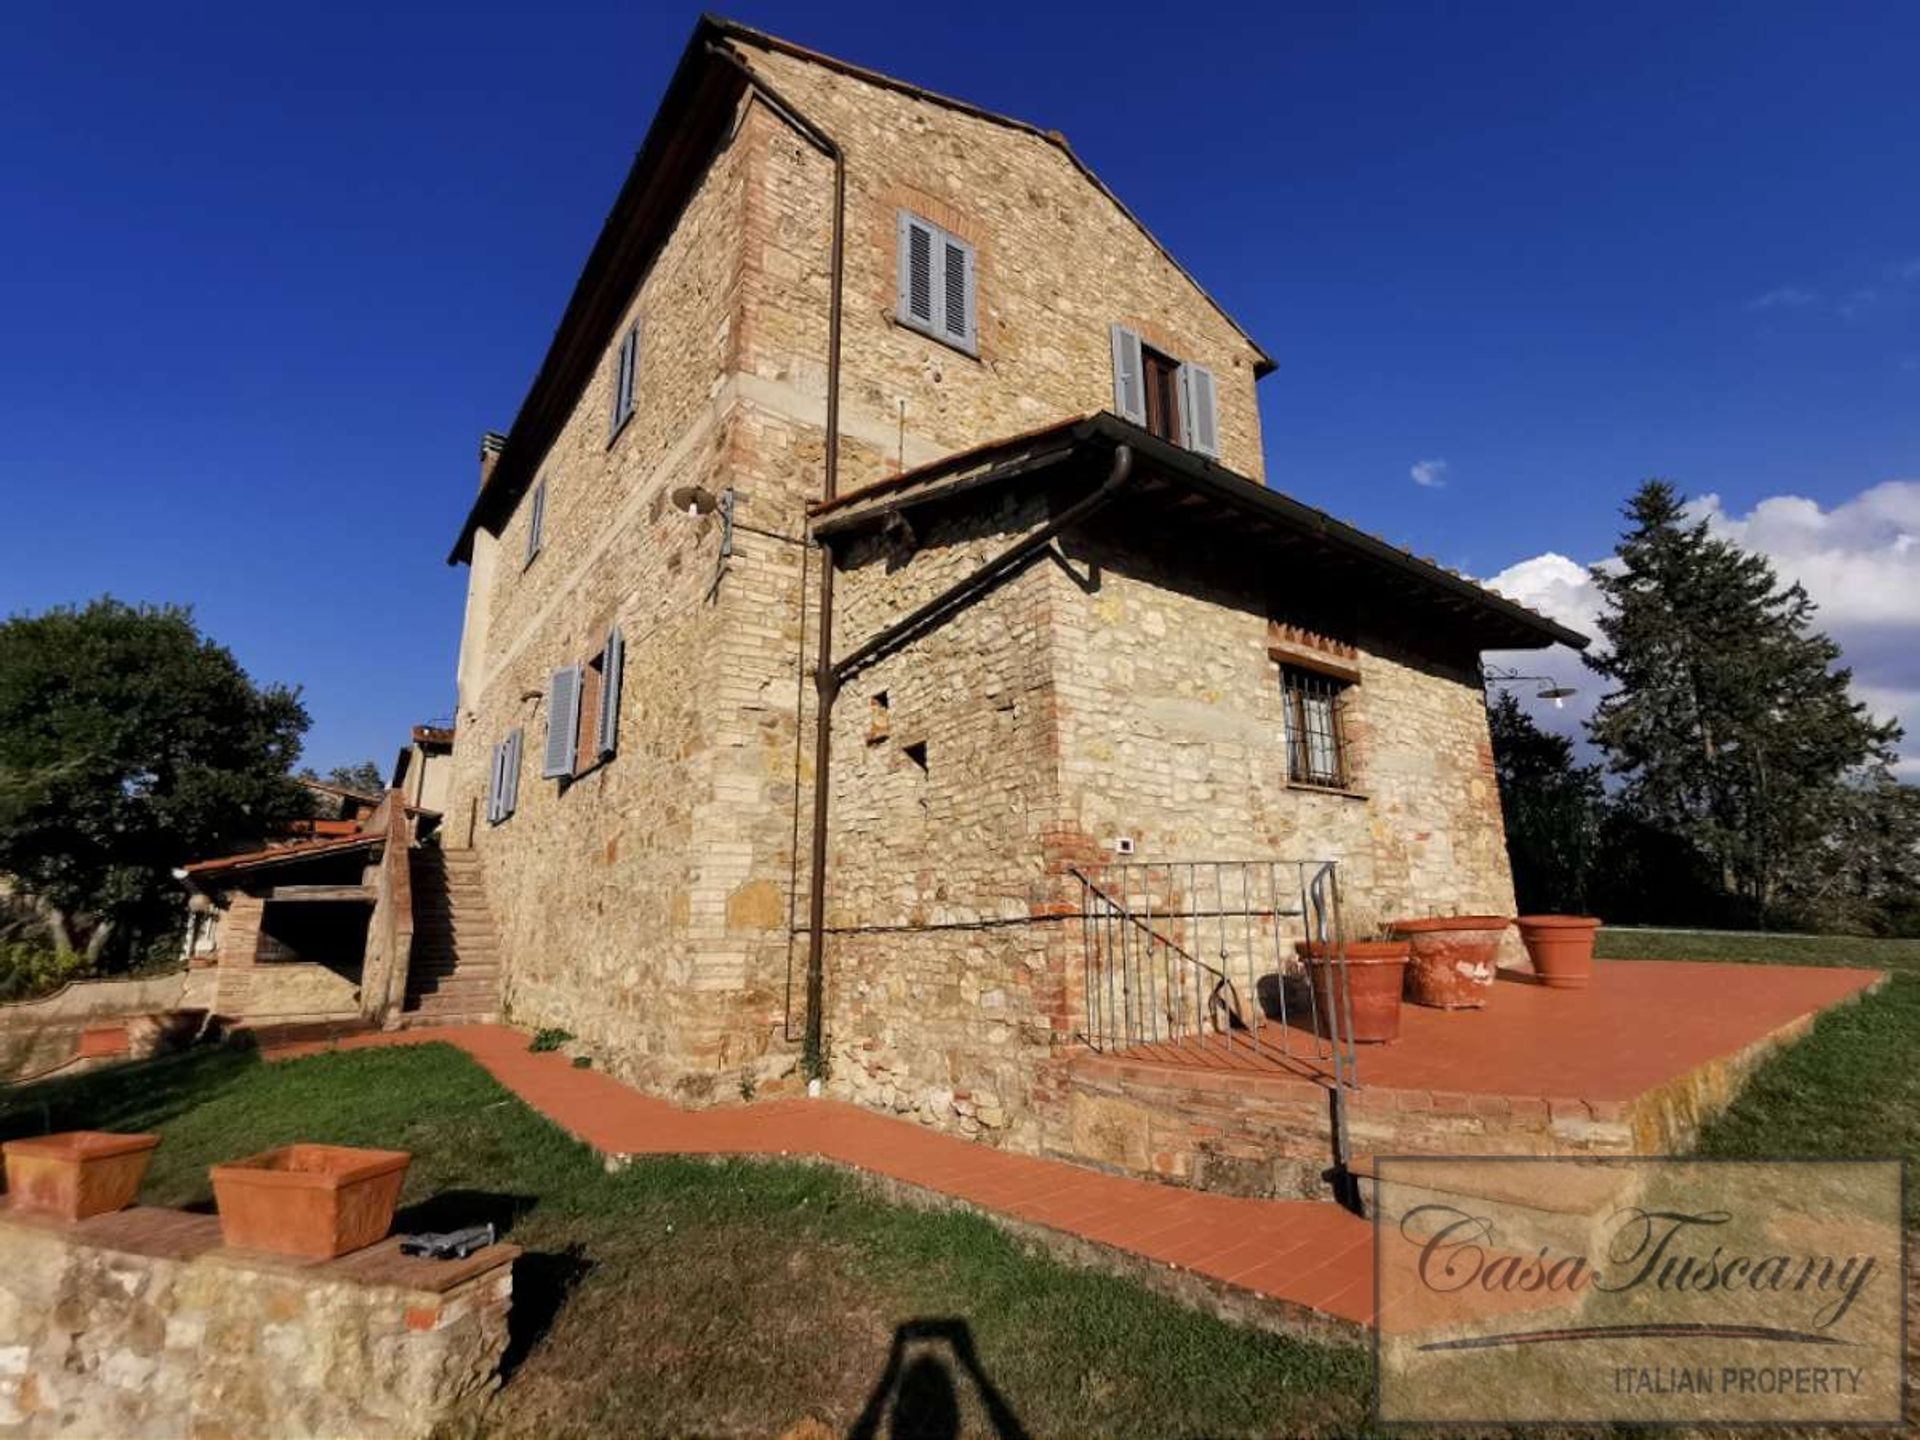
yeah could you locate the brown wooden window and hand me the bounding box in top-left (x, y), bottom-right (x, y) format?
top-left (1141, 345), bottom-right (1183, 445)
top-left (1282, 666), bottom-right (1350, 788)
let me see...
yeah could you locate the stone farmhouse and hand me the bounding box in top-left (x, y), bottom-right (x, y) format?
top-left (422, 17), bottom-right (1582, 1177)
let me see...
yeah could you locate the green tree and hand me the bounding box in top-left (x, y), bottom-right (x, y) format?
top-left (1585, 482), bottom-right (1900, 924)
top-left (1487, 691), bottom-right (1603, 914)
top-left (0, 599), bottom-right (310, 965)
top-left (1776, 770), bottom-right (1920, 936)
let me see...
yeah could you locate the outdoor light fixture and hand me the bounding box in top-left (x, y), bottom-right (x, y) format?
top-left (669, 484), bottom-right (718, 516)
top-left (1482, 665), bottom-right (1579, 709)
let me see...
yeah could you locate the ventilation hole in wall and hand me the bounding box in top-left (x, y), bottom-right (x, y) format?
top-left (903, 740), bottom-right (928, 773)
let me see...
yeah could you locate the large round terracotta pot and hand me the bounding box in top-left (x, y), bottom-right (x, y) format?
top-left (1390, 916), bottom-right (1512, 1009)
top-left (1295, 940), bottom-right (1411, 1043)
top-left (1517, 915), bottom-right (1601, 989)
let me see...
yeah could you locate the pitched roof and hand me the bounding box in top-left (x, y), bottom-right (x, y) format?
top-left (179, 830), bottom-right (383, 880)
top-left (451, 15), bottom-right (1275, 564)
top-left (813, 413), bottom-right (1590, 654)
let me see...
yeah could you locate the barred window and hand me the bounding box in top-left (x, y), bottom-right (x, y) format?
top-left (1282, 667), bottom-right (1349, 788)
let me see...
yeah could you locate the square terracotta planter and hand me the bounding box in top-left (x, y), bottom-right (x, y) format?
top-left (210, 1144), bottom-right (410, 1259)
top-left (3, 1131), bottom-right (160, 1221)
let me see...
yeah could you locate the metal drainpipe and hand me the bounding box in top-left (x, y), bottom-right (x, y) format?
top-left (706, 44), bottom-right (845, 1078)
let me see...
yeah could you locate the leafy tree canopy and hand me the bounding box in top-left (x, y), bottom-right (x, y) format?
top-left (1488, 691), bottom-right (1603, 914)
top-left (0, 598), bottom-right (310, 963)
top-left (1582, 481), bottom-right (1904, 924)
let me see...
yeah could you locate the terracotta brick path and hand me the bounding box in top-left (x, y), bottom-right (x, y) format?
top-left (264, 1024), bottom-right (1376, 1326)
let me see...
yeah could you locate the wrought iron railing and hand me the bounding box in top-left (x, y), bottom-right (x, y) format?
top-left (1071, 859), bottom-right (1357, 1088)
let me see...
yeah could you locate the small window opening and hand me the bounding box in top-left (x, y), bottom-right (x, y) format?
top-left (903, 740), bottom-right (928, 773)
top-left (867, 691), bottom-right (891, 745)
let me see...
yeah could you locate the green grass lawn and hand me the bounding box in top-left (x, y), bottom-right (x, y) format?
top-left (1596, 924), bottom-right (1920, 975)
top-left (4, 926), bottom-right (1915, 1436)
top-left (0, 1044), bottom-right (1369, 1439)
top-left (1598, 926), bottom-right (1920, 1227)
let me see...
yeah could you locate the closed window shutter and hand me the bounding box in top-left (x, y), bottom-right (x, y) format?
top-left (1178, 363), bottom-right (1220, 458)
top-left (940, 237), bottom-right (975, 349)
top-left (485, 742), bottom-right (503, 823)
top-left (597, 624), bottom-right (624, 759)
top-left (543, 666), bottom-right (582, 777)
top-left (502, 728), bottom-right (522, 816)
top-left (1110, 325), bottom-right (1145, 424)
top-left (609, 323), bottom-right (640, 438)
top-left (525, 478), bottom-right (547, 565)
top-left (899, 213), bottom-right (935, 327)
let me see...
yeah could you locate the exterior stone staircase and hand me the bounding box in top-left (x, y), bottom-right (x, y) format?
top-left (401, 848), bottom-right (503, 1026)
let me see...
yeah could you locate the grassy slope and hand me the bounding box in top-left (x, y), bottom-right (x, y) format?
top-left (6, 927), bottom-right (1915, 1435)
top-left (0, 1045), bottom-right (1368, 1439)
top-left (1597, 926), bottom-right (1920, 1228)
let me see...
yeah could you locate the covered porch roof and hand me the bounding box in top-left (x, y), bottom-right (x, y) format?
top-left (813, 413), bottom-right (1589, 654)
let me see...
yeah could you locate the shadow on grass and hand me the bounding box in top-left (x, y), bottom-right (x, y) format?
top-left (502, 1244), bottom-right (594, 1382)
top-left (0, 1044), bottom-right (258, 1146)
top-left (849, 1319), bottom-right (1030, 1440)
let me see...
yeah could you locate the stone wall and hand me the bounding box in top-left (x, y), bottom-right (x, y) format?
top-left (730, 35), bottom-right (1269, 490)
top-left (0, 974), bottom-right (215, 1084)
top-left (1046, 515), bottom-right (1520, 946)
top-left (1063, 1054), bottom-right (1634, 1201)
top-left (0, 1208), bottom-right (514, 1439)
top-left (446, 99), bottom-right (810, 1100)
top-left (440, 29), bottom-right (1524, 1134)
top-left (823, 493), bottom-right (1067, 1146)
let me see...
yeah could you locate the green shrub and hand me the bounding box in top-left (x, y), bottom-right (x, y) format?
top-left (0, 942), bottom-right (91, 1005)
top-left (529, 1027), bottom-right (574, 1053)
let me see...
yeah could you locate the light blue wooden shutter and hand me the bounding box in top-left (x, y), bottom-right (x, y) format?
top-left (939, 235), bottom-right (976, 350)
top-left (596, 625), bottom-right (624, 760)
top-left (1110, 325), bottom-right (1145, 424)
top-left (524, 478), bottom-right (547, 565)
top-left (485, 741), bottom-right (503, 823)
top-left (502, 728), bottom-right (522, 816)
top-left (543, 665), bottom-right (582, 777)
top-left (1178, 363), bottom-right (1220, 458)
top-left (898, 212), bottom-right (935, 329)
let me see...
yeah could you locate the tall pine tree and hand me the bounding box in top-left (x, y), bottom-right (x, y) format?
top-left (1585, 482), bottom-right (1900, 924)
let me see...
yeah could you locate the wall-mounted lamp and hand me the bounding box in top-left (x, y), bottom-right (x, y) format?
top-left (1482, 665), bottom-right (1579, 709)
top-left (669, 484), bottom-right (719, 517)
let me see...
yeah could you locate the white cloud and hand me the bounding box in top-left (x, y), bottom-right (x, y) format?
top-left (1410, 458), bottom-right (1448, 489)
top-left (1482, 480), bottom-right (1920, 772)
top-left (1748, 285), bottom-right (1819, 312)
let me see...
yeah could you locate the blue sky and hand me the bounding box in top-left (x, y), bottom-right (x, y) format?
top-left (3, 1), bottom-right (1917, 774)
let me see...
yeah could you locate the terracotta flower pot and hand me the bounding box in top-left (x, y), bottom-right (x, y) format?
top-left (1390, 915), bottom-right (1512, 1009)
top-left (211, 1144), bottom-right (411, 1259)
top-left (1295, 940), bottom-right (1411, 1043)
top-left (1517, 915), bottom-right (1601, 989)
top-left (3, 1131), bottom-right (160, 1222)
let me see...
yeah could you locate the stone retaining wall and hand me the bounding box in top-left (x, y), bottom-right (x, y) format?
top-left (1060, 1055), bottom-right (1639, 1200)
top-left (0, 1205), bottom-right (515, 1439)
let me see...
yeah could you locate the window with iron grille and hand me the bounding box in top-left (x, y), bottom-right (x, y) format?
top-left (1282, 666), bottom-right (1350, 788)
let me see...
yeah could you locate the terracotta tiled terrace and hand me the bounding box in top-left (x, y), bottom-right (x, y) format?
top-left (262, 958), bottom-right (1880, 1333)
top-left (1083, 959), bottom-right (1882, 1100)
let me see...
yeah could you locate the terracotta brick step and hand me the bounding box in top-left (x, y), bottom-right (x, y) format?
top-left (407, 978), bottom-right (500, 998)
top-left (409, 968), bottom-right (501, 985)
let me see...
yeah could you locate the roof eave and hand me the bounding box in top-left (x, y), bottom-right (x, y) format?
top-left (819, 413), bottom-right (1588, 654)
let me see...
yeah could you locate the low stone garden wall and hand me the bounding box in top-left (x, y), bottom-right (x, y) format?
top-left (0, 1205), bottom-right (516, 1439)
top-left (1058, 1053), bottom-right (1636, 1201)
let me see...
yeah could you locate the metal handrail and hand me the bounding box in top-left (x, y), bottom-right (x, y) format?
top-left (1070, 859), bottom-right (1358, 1085)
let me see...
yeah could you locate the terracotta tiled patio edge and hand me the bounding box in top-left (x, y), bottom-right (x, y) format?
top-left (262, 1024), bottom-right (1376, 1333)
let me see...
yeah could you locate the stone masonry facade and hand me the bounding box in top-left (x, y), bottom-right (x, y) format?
top-left (443, 23), bottom-right (1533, 1158)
